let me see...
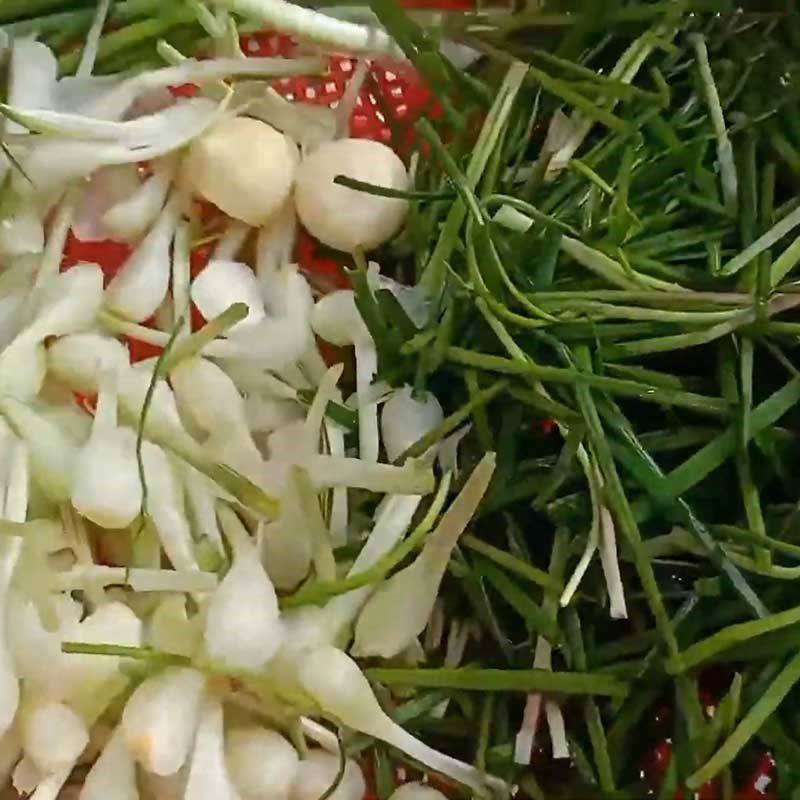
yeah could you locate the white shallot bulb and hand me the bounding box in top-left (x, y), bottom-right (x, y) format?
top-left (105, 192), bottom-right (181, 322)
top-left (388, 784), bottom-right (448, 800)
top-left (226, 727), bottom-right (298, 800)
top-left (189, 260), bottom-right (266, 331)
top-left (295, 646), bottom-right (495, 794)
top-left (290, 750), bottom-right (365, 800)
top-left (71, 369), bottom-right (142, 529)
top-left (141, 442), bottom-right (198, 572)
top-left (295, 138), bottom-right (408, 253)
top-left (46, 333), bottom-right (130, 395)
top-left (381, 385), bottom-right (444, 462)
top-left (310, 290), bottom-right (369, 348)
top-left (353, 453), bottom-right (495, 659)
top-left (21, 699), bottom-right (89, 774)
top-left (204, 506), bottom-right (283, 670)
top-left (121, 666), bottom-right (205, 775)
top-left (185, 117), bottom-right (298, 226)
top-left (310, 290), bottom-right (377, 461)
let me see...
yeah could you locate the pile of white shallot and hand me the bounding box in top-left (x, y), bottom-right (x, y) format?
top-left (0, 27), bottom-right (501, 800)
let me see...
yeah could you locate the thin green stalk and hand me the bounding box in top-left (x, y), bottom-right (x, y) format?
top-left (59, 8), bottom-right (197, 73)
top-left (571, 346), bottom-right (679, 658)
top-left (565, 609), bottom-right (615, 794)
top-left (282, 473), bottom-right (452, 607)
top-left (365, 667), bottom-right (629, 697)
top-left (421, 61), bottom-right (527, 295)
top-left (669, 605), bottom-right (800, 674)
top-left (722, 202), bottom-right (800, 276)
top-left (460, 535), bottom-right (559, 591)
top-left (661, 377), bottom-right (800, 499)
top-left (446, 347), bottom-right (730, 418)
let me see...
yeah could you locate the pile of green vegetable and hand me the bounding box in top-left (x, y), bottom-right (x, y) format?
top-left (346, 1), bottom-right (800, 797)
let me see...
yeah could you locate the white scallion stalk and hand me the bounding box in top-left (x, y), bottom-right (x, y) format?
top-left (334, 59), bottom-right (369, 139)
top-left (2, 263), bottom-right (104, 399)
top-left (21, 699), bottom-right (89, 775)
top-left (304, 364), bottom-right (344, 453)
top-left (690, 33), bottom-right (738, 214)
top-left (180, 464), bottom-right (225, 558)
top-left (324, 418), bottom-right (348, 547)
top-left (71, 165), bottom-right (140, 243)
top-left (214, 220), bottom-right (251, 262)
top-left (596, 484), bottom-right (628, 620)
top-left (30, 262), bottom-right (105, 338)
top-left (204, 505), bottom-right (283, 670)
top-left (514, 636), bottom-right (553, 765)
top-left (33, 190), bottom-right (76, 288)
top-left (226, 727), bottom-right (299, 800)
top-left (246, 87), bottom-right (336, 152)
top-left (0, 398), bottom-right (77, 502)
top-left (211, 0), bottom-right (399, 56)
top-left (205, 266), bottom-right (314, 372)
top-left (514, 692), bottom-right (542, 766)
top-left (0, 436), bottom-right (27, 735)
top-left (190, 260), bottom-right (267, 332)
top-left (172, 221), bottom-right (191, 342)
top-left (515, 636), bottom-right (570, 763)
top-left (296, 646), bottom-right (500, 794)
top-left (7, 40), bottom-right (58, 135)
top-left (17, 98), bottom-right (228, 192)
top-left (245, 395), bottom-right (304, 434)
top-left (184, 696), bottom-right (241, 800)
top-left (352, 454), bottom-right (495, 658)
top-left (492, 203), bottom-right (533, 233)
top-left (290, 750), bottom-right (364, 800)
top-left (255, 202), bottom-right (296, 301)
top-left (8, 97), bottom-right (228, 143)
top-left (141, 442), bottom-right (198, 572)
top-left (305, 455), bottom-right (433, 495)
top-left (85, 57), bottom-right (324, 122)
top-left (105, 191), bottom-right (182, 322)
top-left (0, 201), bottom-right (44, 258)
top-left (316, 492), bottom-right (424, 638)
top-left (559, 472), bottom-right (600, 609)
top-left (79, 725), bottom-right (137, 800)
top-left (544, 699), bottom-right (569, 760)
top-left (71, 369), bottom-right (142, 529)
top-left (170, 356), bottom-right (264, 481)
top-left (311, 290), bottom-right (378, 463)
top-left (103, 155), bottom-right (178, 242)
top-left (293, 465), bottom-right (336, 581)
top-left (380, 386), bottom-right (443, 463)
top-left (121, 666), bottom-right (205, 776)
